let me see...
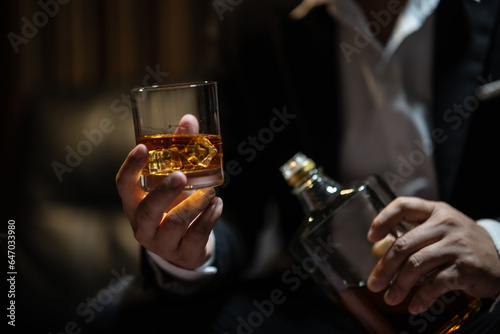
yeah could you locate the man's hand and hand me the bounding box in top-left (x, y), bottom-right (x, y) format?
top-left (367, 197), bottom-right (500, 314)
top-left (116, 143), bottom-right (223, 270)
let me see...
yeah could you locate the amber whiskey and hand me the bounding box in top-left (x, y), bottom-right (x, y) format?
top-left (137, 134), bottom-right (224, 191)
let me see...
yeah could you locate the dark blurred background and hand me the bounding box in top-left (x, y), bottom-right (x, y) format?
top-left (2, 0), bottom-right (219, 332)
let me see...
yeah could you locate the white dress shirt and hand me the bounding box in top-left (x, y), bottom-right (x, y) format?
top-left (331, 0), bottom-right (440, 199)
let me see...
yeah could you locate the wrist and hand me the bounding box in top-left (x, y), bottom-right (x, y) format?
top-left (146, 231), bottom-right (218, 280)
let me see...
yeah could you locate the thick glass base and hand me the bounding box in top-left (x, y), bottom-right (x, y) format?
top-left (141, 168), bottom-right (224, 192)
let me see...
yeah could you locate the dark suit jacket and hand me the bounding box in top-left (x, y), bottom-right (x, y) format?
top-left (144, 0), bottom-right (500, 295)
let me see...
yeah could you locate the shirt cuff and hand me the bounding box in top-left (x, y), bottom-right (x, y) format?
top-left (476, 219), bottom-right (500, 312)
top-left (146, 231), bottom-right (218, 281)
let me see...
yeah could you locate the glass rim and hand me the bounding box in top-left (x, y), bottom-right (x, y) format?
top-left (131, 81), bottom-right (217, 94)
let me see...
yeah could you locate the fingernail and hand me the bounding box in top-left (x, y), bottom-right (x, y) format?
top-left (384, 289), bottom-right (397, 305)
top-left (208, 197), bottom-right (222, 210)
top-left (201, 187), bottom-right (215, 197)
top-left (367, 274), bottom-right (384, 292)
top-left (169, 172), bottom-right (184, 188)
top-left (409, 303), bottom-right (424, 314)
top-left (132, 144), bottom-right (147, 159)
top-left (367, 228), bottom-right (375, 241)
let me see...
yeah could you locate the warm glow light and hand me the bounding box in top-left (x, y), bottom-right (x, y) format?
top-left (340, 188), bottom-right (354, 195)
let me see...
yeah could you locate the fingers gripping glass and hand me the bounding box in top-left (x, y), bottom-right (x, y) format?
top-left (131, 82), bottom-right (224, 191)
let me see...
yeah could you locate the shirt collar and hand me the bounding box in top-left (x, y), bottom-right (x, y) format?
top-left (386, 0), bottom-right (440, 58)
top-left (291, 0), bottom-right (441, 62)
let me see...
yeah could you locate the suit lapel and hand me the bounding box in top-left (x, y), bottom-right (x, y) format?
top-left (433, 0), bottom-right (500, 202)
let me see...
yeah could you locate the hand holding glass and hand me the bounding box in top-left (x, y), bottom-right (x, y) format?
top-left (131, 82), bottom-right (224, 191)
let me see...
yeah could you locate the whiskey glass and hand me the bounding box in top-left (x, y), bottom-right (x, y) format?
top-left (131, 81), bottom-right (224, 191)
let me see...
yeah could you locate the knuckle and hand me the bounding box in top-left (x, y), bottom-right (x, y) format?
top-left (395, 196), bottom-right (412, 210)
top-left (434, 203), bottom-right (456, 221)
top-left (190, 224), bottom-right (212, 241)
top-left (191, 189), bottom-right (214, 210)
top-left (393, 278), bottom-right (411, 292)
top-left (455, 235), bottom-right (470, 249)
top-left (456, 256), bottom-right (478, 274)
top-left (165, 210), bottom-right (189, 230)
top-left (435, 200), bottom-right (451, 210)
top-left (439, 213), bottom-right (457, 227)
top-left (393, 236), bottom-right (409, 253)
top-left (115, 173), bottom-right (127, 191)
top-left (190, 196), bottom-right (205, 211)
top-left (407, 254), bottom-right (422, 271)
top-left (133, 228), bottom-right (148, 245)
top-left (135, 204), bottom-right (156, 225)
